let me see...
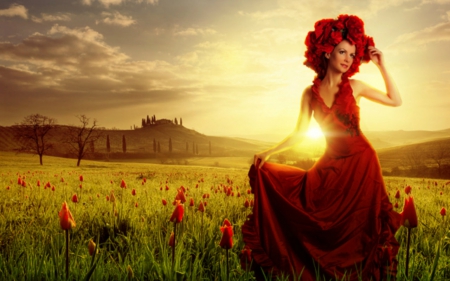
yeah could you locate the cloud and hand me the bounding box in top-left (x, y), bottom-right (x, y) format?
top-left (173, 26), bottom-right (217, 36)
top-left (31, 13), bottom-right (71, 23)
top-left (390, 16), bottom-right (450, 51)
top-left (99, 11), bottom-right (136, 26)
top-left (81, 0), bottom-right (159, 7)
top-left (0, 3), bottom-right (28, 19)
top-left (0, 25), bottom-right (198, 125)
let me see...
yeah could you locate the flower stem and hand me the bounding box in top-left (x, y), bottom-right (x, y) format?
top-left (226, 248), bottom-right (229, 281)
top-left (405, 227), bottom-right (411, 277)
top-left (65, 229), bottom-right (69, 280)
top-left (172, 222), bottom-right (176, 270)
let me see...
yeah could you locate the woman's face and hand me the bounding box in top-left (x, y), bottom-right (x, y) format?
top-left (326, 40), bottom-right (356, 74)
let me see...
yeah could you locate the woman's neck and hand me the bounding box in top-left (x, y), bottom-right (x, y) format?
top-left (321, 70), bottom-right (343, 87)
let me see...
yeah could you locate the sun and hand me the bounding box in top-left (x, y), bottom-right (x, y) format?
top-left (306, 127), bottom-right (324, 139)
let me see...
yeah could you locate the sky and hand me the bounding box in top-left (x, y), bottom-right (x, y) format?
top-left (0, 0), bottom-right (449, 142)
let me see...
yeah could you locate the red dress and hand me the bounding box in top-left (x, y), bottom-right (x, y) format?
top-left (242, 76), bottom-right (401, 280)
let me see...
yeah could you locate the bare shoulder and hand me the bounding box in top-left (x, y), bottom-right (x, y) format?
top-left (349, 79), bottom-right (367, 97)
top-left (302, 85), bottom-right (313, 101)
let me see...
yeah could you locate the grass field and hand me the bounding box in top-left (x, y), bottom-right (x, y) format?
top-left (0, 151), bottom-right (449, 280)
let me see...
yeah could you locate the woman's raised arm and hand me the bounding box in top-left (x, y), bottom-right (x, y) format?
top-left (352, 46), bottom-right (402, 107)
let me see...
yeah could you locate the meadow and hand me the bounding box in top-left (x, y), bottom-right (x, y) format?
top-left (0, 151), bottom-right (449, 280)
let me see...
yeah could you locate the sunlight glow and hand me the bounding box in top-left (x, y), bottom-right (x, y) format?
top-left (307, 127), bottom-right (324, 139)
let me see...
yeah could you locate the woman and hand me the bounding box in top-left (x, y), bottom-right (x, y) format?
top-left (242, 15), bottom-right (402, 281)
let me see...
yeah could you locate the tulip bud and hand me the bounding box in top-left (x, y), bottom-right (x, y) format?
top-left (88, 239), bottom-right (96, 256)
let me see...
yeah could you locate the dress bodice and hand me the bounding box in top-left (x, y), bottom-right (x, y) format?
top-left (310, 77), bottom-right (372, 158)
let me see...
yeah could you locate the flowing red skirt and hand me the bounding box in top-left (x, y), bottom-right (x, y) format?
top-left (241, 147), bottom-right (401, 280)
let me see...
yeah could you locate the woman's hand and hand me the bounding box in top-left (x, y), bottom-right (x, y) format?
top-left (368, 46), bottom-right (385, 68)
top-left (254, 151), bottom-right (270, 169)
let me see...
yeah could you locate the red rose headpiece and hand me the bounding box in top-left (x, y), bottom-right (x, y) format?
top-left (304, 14), bottom-right (374, 78)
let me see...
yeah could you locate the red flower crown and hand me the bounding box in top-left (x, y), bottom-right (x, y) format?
top-left (304, 14), bottom-right (374, 78)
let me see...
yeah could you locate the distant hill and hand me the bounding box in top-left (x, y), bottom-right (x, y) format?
top-left (0, 123), bottom-right (270, 160)
top-left (364, 129), bottom-right (450, 149)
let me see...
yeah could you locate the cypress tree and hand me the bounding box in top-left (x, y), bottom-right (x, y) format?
top-left (157, 141), bottom-right (161, 153)
top-left (122, 135), bottom-right (127, 153)
top-left (106, 135), bottom-right (111, 153)
top-left (180, 118), bottom-right (183, 126)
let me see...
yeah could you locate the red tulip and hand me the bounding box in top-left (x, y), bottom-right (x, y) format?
top-left (394, 190), bottom-right (400, 199)
top-left (240, 247), bottom-right (252, 269)
top-left (18, 177), bottom-right (22, 185)
top-left (162, 199), bottom-right (167, 206)
top-left (120, 180), bottom-right (127, 188)
top-left (79, 175), bottom-right (84, 182)
top-left (59, 201), bottom-right (76, 230)
top-left (400, 196), bottom-right (418, 228)
top-left (175, 189), bottom-right (186, 203)
top-left (404, 185), bottom-right (412, 195)
top-left (198, 201), bottom-right (205, 213)
top-left (170, 200), bottom-right (184, 223)
top-left (220, 219), bottom-right (233, 249)
top-left (440, 207), bottom-right (446, 217)
top-left (106, 195), bottom-right (110, 201)
top-left (132, 189), bottom-right (136, 196)
top-left (394, 202), bottom-right (398, 208)
top-left (244, 198), bottom-right (250, 208)
top-left (135, 202), bottom-right (138, 208)
top-left (189, 198), bottom-right (194, 207)
top-left (45, 181), bottom-right (51, 188)
top-left (72, 194), bottom-right (78, 203)
top-left (37, 180), bottom-right (41, 187)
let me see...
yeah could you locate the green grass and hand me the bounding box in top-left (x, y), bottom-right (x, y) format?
top-left (0, 151), bottom-right (449, 280)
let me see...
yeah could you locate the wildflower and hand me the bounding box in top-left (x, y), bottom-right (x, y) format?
top-left (189, 198), bottom-right (194, 207)
top-left (400, 196), bottom-right (418, 228)
top-left (132, 189), bottom-right (136, 196)
top-left (440, 207), bottom-right (446, 217)
top-left (162, 199), bottom-right (167, 206)
top-left (394, 190), bottom-right (400, 199)
top-left (220, 219), bottom-right (233, 249)
top-left (120, 180), bottom-right (127, 188)
top-left (106, 195), bottom-right (110, 201)
top-left (88, 239), bottom-right (96, 256)
top-left (135, 202), bottom-right (138, 208)
top-left (59, 202), bottom-right (76, 230)
top-left (37, 180), bottom-right (41, 186)
top-left (394, 202), bottom-right (398, 208)
top-left (79, 175), bottom-right (84, 182)
top-left (72, 194), bottom-right (78, 203)
top-left (170, 200), bottom-right (184, 223)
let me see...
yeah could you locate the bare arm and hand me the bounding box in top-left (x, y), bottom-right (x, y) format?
top-left (254, 86), bottom-right (313, 168)
top-left (352, 46), bottom-right (402, 107)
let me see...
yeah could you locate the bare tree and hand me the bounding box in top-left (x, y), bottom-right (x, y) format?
top-left (62, 115), bottom-right (103, 166)
top-left (402, 146), bottom-right (426, 170)
top-left (13, 114), bottom-right (56, 165)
